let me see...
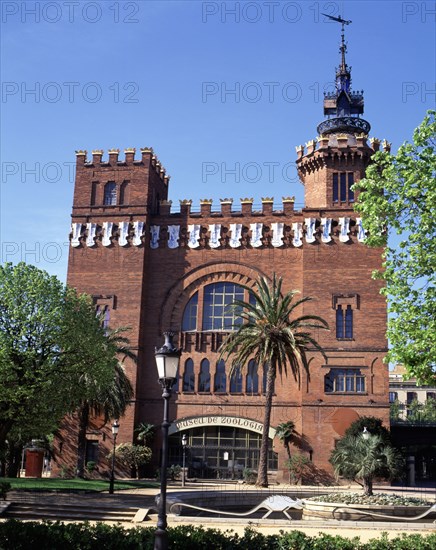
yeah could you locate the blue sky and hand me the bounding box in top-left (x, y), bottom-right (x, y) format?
top-left (1, 0), bottom-right (435, 280)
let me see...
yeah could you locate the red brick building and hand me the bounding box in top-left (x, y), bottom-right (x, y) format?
top-left (54, 36), bottom-right (390, 482)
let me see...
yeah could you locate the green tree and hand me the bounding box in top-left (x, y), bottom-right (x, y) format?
top-left (134, 422), bottom-right (155, 446)
top-left (330, 432), bottom-right (404, 496)
top-left (219, 273), bottom-right (328, 487)
top-left (75, 361), bottom-right (134, 478)
top-left (275, 421), bottom-right (295, 461)
top-left (0, 263), bottom-right (118, 470)
top-left (343, 416), bottom-right (392, 443)
top-left (108, 443), bottom-right (152, 479)
top-left (75, 326), bottom-right (135, 477)
top-left (353, 110), bottom-right (436, 382)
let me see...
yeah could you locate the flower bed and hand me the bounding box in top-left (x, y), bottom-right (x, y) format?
top-left (303, 493), bottom-right (434, 521)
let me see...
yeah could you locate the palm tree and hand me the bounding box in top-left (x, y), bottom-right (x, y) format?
top-left (135, 422), bottom-right (155, 446)
top-left (275, 421), bottom-right (295, 461)
top-left (75, 327), bottom-right (135, 478)
top-left (330, 433), bottom-right (404, 496)
top-left (219, 273), bottom-right (328, 487)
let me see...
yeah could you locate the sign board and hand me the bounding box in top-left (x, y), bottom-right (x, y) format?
top-left (169, 415), bottom-right (276, 439)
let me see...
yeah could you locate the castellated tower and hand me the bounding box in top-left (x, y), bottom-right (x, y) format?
top-left (55, 31), bottom-right (390, 481)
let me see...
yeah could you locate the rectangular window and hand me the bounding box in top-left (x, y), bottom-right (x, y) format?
top-left (340, 173), bottom-right (347, 202)
top-left (332, 172), bottom-right (355, 204)
top-left (336, 306), bottom-right (344, 338)
top-left (348, 173), bottom-right (354, 202)
top-left (389, 391), bottom-right (398, 403)
top-left (324, 368), bottom-right (366, 393)
top-left (345, 305), bottom-right (353, 338)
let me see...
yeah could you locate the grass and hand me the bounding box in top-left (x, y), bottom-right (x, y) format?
top-left (2, 477), bottom-right (159, 492)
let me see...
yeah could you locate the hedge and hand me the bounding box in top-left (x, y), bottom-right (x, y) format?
top-left (0, 521), bottom-right (435, 549)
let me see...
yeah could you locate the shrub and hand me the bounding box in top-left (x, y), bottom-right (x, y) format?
top-left (107, 443), bottom-right (151, 479)
top-left (285, 453), bottom-right (311, 484)
top-left (0, 521), bottom-right (435, 549)
top-left (243, 468), bottom-right (257, 484)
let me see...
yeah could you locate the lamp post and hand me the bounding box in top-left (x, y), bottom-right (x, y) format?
top-left (109, 419), bottom-right (120, 494)
top-left (362, 426), bottom-right (370, 440)
top-left (181, 433), bottom-right (187, 487)
top-left (154, 332), bottom-right (181, 550)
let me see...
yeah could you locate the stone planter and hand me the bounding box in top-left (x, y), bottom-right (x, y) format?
top-left (302, 499), bottom-right (433, 521)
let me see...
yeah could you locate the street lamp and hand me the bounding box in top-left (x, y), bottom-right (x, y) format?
top-left (154, 332), bottom-right (181, 550)
top-left (362, 426), bottom-right (370, 440)
top-left (109, 419), bottom-right (120, 494)
top-left (181, 433), bottom-right (187, 487)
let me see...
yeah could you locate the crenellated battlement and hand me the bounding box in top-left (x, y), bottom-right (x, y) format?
top-left (158, 197), bottom-right (297, 217)
top-left (295, 133), bottom-right (391, 164)
top-left (75, 147), bottom-right (170, 184)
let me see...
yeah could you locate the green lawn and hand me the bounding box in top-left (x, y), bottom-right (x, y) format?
top-left (1, 477), bottom-right (159, 492)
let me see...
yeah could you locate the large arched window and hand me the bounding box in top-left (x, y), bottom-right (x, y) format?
top-left (198, 359), bottom-right (211, 392)
top-left (230, 366), bottom-right (243, 394)
top-left (181, 282), bottom-right (251, 334)
top-left (214, 360), bottom-right (226, 393)
top-left (202, 282), bottom-right (244, 331)
top-left (103, 182), bottom-right (117, 206)
top-left (246, 360), bottom-right (259, 394)
top-left (182, 359), bottom-right (195, 392)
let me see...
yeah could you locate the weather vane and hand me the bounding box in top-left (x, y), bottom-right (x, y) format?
top-left (321, 13), bottom-right (352, 30)
top-left (322, 14), bottom-right (352, 71)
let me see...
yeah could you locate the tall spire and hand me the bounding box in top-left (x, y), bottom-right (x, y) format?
top-left (317, 15), bottom-right (370, 136)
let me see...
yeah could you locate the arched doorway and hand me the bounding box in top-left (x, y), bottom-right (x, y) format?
top-left (168, 425), bottom-right (278, 479)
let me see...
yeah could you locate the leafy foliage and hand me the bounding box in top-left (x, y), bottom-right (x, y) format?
top-left (353, 111), bottom-right (436, 382)
top-left (219, 273), bottom-right (328, 487)
top-left (135, 422), bottom-right (155, 445)
top-left (343, 416), bottom-right (392, 443)
top-left (285, 452), bottom-right (311, 484)
top-left (75, 327), bottom-right (135, 477)
top-left (107, 443), bottom-right (152, 479)
top-left (0, 263), bottom-right (118, 452)
top-left (405, 398), bottom-right (436, 423)
top-left (0, 521), bottom-right (435, 550)
top-left (275, 420), bottom-right (295, 461)
top-left (330, 433), bottom-right (404, 496)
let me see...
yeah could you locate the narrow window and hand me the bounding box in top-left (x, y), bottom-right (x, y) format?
top-left (91, 182), bottom-right (98, 206)
top-left (333, 173), bottom-right (339, 203)
top-left (336, 306), bottom-right (344, 338)
top-left (340, 172), bottom-right (347, 202)
top-left (230, 366), bottom-right (243, 394)
top-left (104, 182), bottom-right (117, 206)
top-left (348, 173), bottom-right (354, 202)
top-left (214, 360), bottom-right (226, 393)
top-left (198, 359), bottom-right (211, 392)
top-left (389, 391), bottom-right (398, 403)
top-left (119, 181), bottom-right (129, 205)
top-left (182, 293), bottom-right (198, 331)
top-left (345, 305), bottom-right (353, 338)
top-left (246, 359), bottom-right (259, 394)
top-left (103, 306), bottom-right (110, 329)
top-left (182, 359), bottom-right (195, 392)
